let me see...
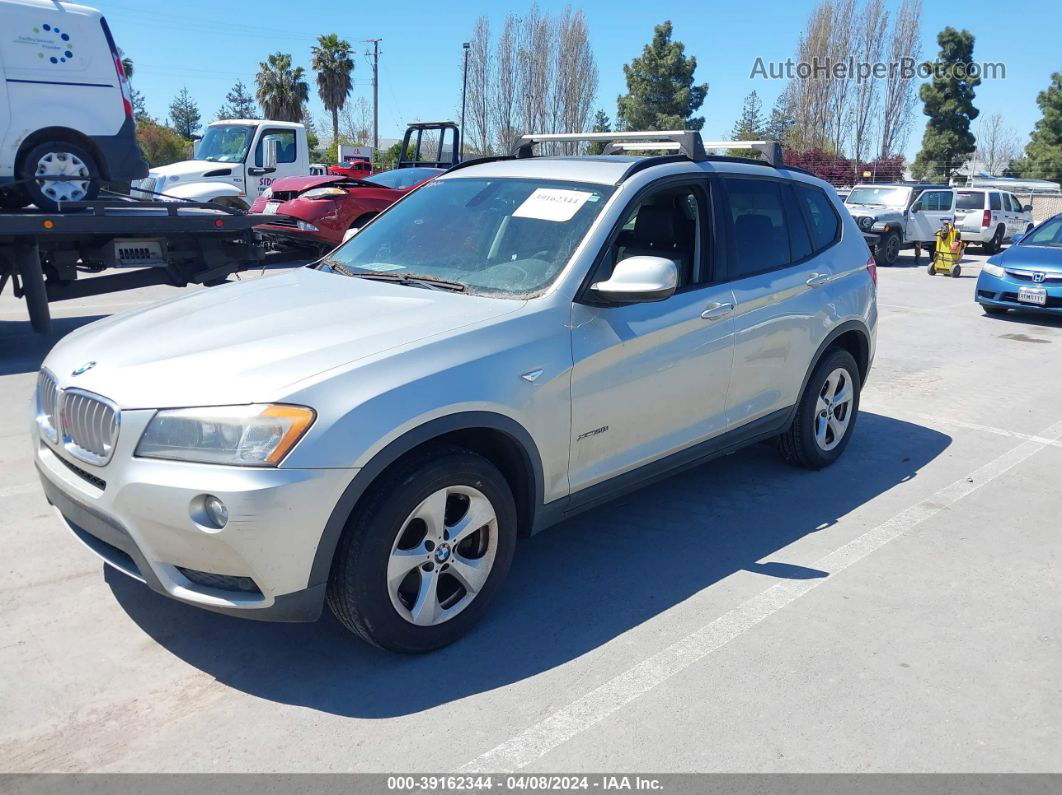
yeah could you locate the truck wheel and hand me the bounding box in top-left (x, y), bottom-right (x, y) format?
top-left (327, 446), bottom-right (517, 653)
top-left (14, 241), bottom-right (51, 334)
top-left (20, 141), bottom-right (100, 211)
top-left (981, 226), bottom-right (1004, 254)
top-left (874, 231), bottom-right (900, 267)
top-left (777, 348), bottom-right (861, 470)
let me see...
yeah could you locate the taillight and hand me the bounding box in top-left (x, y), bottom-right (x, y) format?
top-left (100, 18), bottom-right (133, 120)
top-left (982, 210), bottom-right (991, 228)
top-left (866, 253), bottom-right (877, 285)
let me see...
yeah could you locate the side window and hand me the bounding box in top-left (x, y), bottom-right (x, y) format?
top-left (255, 130), bottom-right (297, 166)
top-left (795, 184), bottom-right (841, 251)
top-left (989, 192), bottom-right (1001, 211)
top-left (603, 183), bottom-right (708, 288)
top-left (724, 178), bottom-right (790, 277)
top-left (781, 186), bottom-right (813, 262)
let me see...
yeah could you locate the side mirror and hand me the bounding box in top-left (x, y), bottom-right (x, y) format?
top-left (262, 137), bottom-right (280, 171)
top-left (1011, 232), bottom-right (1024, 245)
top-left (591, 256), bottom-right (678, 303)
top-left (910, 202), bottom-right (922, 213)
top-left (1023, 204), bottom-right (1032, 213)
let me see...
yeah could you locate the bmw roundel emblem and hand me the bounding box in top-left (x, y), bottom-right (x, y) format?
top-left (71, 361), bottom-right (96, 376)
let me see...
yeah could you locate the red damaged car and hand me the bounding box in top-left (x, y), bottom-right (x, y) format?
top-left (250, 166), bottom-right (443, 252)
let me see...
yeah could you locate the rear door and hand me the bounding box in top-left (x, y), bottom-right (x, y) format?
top-left (721, 176), bottom-right (834, 427)
top-left (568, 177), bottom-right (736, 492)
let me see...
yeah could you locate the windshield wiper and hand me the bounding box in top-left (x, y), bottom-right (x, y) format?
top-left (352, 271), bottom-right (467, 292)
top-left (318, 257), bottom-right (358, 277)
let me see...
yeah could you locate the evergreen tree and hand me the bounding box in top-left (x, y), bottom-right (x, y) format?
top-left (1008, 72), bottom-right (1062, 182)
top-left (588, 108), bottom-right (611, 155)
top-left (728, 91), bottom-right (766, 160)
top-left (130, 87), bottom-right (151, 123)
top-left (764, 90), bottom-right (796, 145)
top-left (912, 27), bottom-right (980, 181)
top-left (616, 21), bottom-right (708, 131)
top-left (168, 86), bottom-right (202, 139)
top-left (216, 80), bottom-right (259, 120)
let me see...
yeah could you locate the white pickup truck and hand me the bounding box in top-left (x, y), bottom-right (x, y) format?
top-left (132, 119), bottom-right (310, 209)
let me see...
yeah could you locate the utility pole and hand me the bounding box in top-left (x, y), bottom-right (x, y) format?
top-left (461, 42), bottom-right (470, 158)
top-left (365, 38), bottom-right (381, 160)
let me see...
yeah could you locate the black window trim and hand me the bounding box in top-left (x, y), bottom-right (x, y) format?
top-left (792, 181), bottom-right (843, 255)
top-left (574, 173), bottom-right (722, 306)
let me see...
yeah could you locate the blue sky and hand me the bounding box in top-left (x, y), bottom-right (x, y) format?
top-left (96, 0), bottom-right (1054, 160)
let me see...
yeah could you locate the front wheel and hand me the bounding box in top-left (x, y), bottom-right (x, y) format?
top-left (777, 348), bottom-right (861, 470)
top-left (327, 446), bottom-right (517, 652)
top-left (874, 231), bottom-right (900, 267)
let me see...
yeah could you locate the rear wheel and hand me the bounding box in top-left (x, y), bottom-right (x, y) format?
top-left (20, 141), bottom-right (100, 211)
top-left (777, 348), bottom-right (861, 470)
top-left (950, 264), bottom-right (962, 278)
top-left (327, 446), bottom-right (517, 652)
top-left (981, 226), bottom-right (1004, 254)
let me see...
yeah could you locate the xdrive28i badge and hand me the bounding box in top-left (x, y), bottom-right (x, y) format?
top-left (71, 361), bottom-right (96, 376)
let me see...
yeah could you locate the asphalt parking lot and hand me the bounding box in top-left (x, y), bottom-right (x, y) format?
top-left (1, 250), bottom-right (1059, 773)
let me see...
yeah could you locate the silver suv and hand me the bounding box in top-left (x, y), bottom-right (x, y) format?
top-left (33, 132), bottom-right (877, 652)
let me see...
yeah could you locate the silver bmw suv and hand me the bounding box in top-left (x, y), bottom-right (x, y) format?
top-left (33, 131), bottom-right (877, 652)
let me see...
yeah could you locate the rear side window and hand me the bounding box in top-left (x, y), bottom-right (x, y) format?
top-left (955, 191), bottom-right (983, 210)
top-left (781, 187), bottom-right (813, 262)
top-left (795, 184), bottom-right (841, 251)
top-left (724, 178), bottom-right (791, 277)
top-left (989, 193), bottom-right (1001, 210)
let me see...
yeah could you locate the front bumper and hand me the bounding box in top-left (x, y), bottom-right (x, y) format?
top-left (34, 410), bottom-right (354, 622)
top-left (975, 270), bottom-right (1062, 315)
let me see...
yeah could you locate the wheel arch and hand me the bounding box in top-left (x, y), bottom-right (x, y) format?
top-left (307, 411), bottom-right (545, 588)
top-left (16, 127), bottom-right (108, 180)
top-left (790, 320), bottom-right (872, 425)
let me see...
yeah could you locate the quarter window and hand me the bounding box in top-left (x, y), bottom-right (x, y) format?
top-left (795, 184), bottom-right (841, 251)
top-left (989, 192), bottom-right (1001, 211)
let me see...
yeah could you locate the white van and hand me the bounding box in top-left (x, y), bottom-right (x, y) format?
top-left (0, 0), bottom-right (147, 210)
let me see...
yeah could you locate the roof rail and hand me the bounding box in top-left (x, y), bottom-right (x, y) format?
top-left (511, 131), bottom-right (783, 168)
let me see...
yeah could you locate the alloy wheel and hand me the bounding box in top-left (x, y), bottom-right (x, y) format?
top-left (814, 367), bottom-right (854, 451)
top-left (387, 485), bottom-right (498, 626)
top-left (34, 151), bottom-right (91, 203)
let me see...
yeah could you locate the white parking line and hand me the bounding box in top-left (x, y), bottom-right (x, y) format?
top-left (916, 413), bottom-right (1062, 449)
top-left (459, 417), bottom-right (1062, 773)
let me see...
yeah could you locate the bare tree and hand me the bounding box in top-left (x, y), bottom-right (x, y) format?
top-left (339, 96), bottom-right (372, 144)
top-left (849, 0), bottom-right (887, 161)
top-left (553, 8), bottom-right (597, 154)
top-left (825, 0), bottom-right (857, 153)
top-left (491, 13), bottom-right (519, 153)
top-left (465, 16), bottom-right (493, 155)
top-left (789, 1), bottom-right (834, 151)
top-left (517, 4), bottom-right (554, 143)
top-left (976, 112), bottom-right (1022, 175)
top-left (879, 0), bottom-right (922, 157)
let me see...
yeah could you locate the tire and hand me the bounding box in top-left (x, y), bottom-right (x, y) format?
top-left (19, 140), bottom-right (100, 211)
top-left (950, 264), bottom-right (962, 278)
top-left (777, 348), bottom-right (861, 470)
top-left (927, 262), bottom-right (936, 275)
top-left (874, 231), bottom-right (900, 267)
top-left (210, 197), bottom-right (249, 211)
top-left (981, 226), bottom-right (1004, 255)
top-left (981, 304), bottom-right (1008, 316)
top-left (327, 446), bottom-right (517, 653)
top-left (14, 241), bottom-right (51, 334)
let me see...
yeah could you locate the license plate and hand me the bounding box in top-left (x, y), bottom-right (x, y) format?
top-left (1017, 286), bottom-right (1047, 306)
top-left (263, 201), bottom-right (280, 215)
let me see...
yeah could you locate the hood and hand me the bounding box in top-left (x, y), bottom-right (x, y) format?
top-left (268, 175), bottom-right (346, 192)
top-left (149, 160), bottom-right (238, 182)
top-left (992, 244), bottom-right (1062, 272)
top-left (44, 268), bottom-right (523, 409)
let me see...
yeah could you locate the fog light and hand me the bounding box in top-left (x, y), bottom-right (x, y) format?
top-left (204, 495), bottom-right (228, 528)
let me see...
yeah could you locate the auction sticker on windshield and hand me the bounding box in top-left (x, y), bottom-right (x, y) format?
top-left (513, 188), bottom-right (594, 222)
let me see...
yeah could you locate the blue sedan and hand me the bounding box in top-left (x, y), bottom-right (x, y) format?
top-left (976, 213), bottom-right (1062, 316)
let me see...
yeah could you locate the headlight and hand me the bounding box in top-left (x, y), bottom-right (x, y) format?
top-left (261, 187), bottom-right (273, 199)
top-left (296, 221), bottom-right (319, 232)
top-left (136, 404), bottom-right (315, 466)
top-left (982, 263), bottom-right (1005, 278)
top-left (302, 187), bottom-right (347, 200)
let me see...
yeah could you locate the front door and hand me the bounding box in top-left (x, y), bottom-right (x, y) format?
top-left (569, 179), bottom-right (736, 493)
top-left (247, 127), bottom-right (302, 198)
top-left (907, 189), bottom-right (954, 243)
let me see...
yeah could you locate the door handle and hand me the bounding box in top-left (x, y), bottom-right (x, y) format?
top-left (700, 301), bottom-right (734, 320)
top-left (806, 273), bottom-right (830, 287)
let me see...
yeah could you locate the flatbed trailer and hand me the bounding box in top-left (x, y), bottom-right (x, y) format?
top-left (0, 197), bottom-right (273, 334)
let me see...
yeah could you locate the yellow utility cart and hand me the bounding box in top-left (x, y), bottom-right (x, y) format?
top-left (927, 221), bottom-right (965, 277)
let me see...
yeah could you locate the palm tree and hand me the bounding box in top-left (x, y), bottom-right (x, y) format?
top-left (255, 52), bottom-right (310, 122)
top-left (311, 34), bottom-right (354, 148)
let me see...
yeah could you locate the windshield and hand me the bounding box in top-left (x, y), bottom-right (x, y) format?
top-left (324, 177), bottom-right (614, 297)
top-left (846, 186), bottom-right (911, 207)
top-left (196, 124), bottom-right (255, 163)
top-left (365, 167), bottom-right (443, 190)
top-left (1024, 218), bottom-right (1062, 246)
top-left (955, 191), bottom-right (984, 210)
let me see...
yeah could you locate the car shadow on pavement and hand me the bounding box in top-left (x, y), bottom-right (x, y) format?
top-left (982, 311), bottom-right (1062, 331)
top-left (106, 411), bottom-right (950, 719)
top-left (0, 315), bottom-right (106, 376)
